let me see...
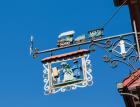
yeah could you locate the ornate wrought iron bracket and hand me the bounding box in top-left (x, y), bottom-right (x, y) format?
top-left (88, 35), bottom-right (139, 72)
top-left (30, 31), bottom-right (140, 95)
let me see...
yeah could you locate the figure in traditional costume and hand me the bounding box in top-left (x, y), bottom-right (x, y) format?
top-left (61, 62), bottom-right (74, 82)
top-left (72, 60), bottom-right (82, 79)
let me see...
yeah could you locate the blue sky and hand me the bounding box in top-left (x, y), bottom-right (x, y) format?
top-left (0, 0), bottom-right (137, 107)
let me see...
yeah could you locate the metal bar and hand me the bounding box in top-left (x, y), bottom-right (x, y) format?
top-left (133, 20), bottom-right (140, 60)
top-left (35, 41), bottom-right (90, 54)
top-left (34, 32), bottom-right (136, 55)
top-left (120, 92), bottom-right (139, 100)
top-left (81, 55), bottom-right (87, 81)
top-left (48, 63), bottom-right (52, 93)
top-left (49, 80), bottom-right (87, 90)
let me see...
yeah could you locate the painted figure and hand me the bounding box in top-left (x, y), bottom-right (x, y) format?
top-left (52, 67), bottom-right (60, 84)
top-left (72, 60), bottom-right (82, 79)
top-left (61, 62), bottom-right (74, 82)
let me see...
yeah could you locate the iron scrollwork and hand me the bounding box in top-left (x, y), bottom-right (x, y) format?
top-left (89, 36), bottom-right (139, 71)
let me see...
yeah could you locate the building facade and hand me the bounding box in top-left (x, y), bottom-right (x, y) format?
top-left (117, 69), bottom-right (140, 107)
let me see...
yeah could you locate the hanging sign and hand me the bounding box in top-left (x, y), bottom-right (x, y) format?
top-left (41, 49), bottom-right (93, 95)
